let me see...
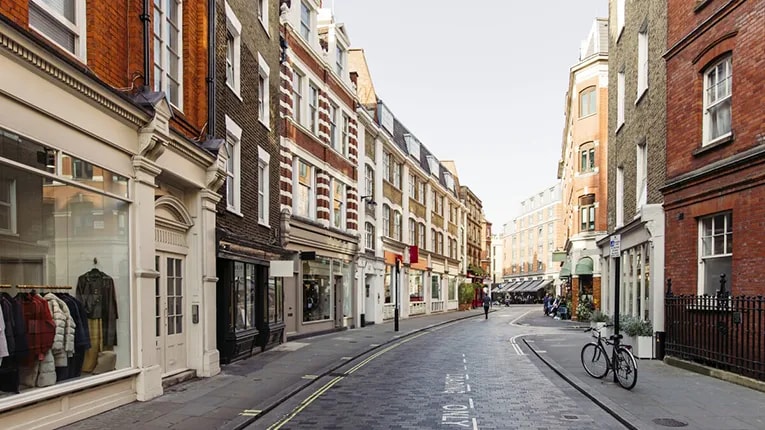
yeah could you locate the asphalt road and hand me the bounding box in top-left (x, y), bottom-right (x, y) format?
top-left (250, 305), bottom-right (625, 430)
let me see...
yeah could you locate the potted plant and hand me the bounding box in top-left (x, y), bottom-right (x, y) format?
top-left (589, 310), bottom-right (611, 338)
top-left (619, 315), bottom-right (654, 359)
top-left (458, 282), bottom-right (474, 311)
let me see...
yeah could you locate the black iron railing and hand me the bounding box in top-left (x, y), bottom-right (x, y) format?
top-left (665, 277), bottom-right (765, 382)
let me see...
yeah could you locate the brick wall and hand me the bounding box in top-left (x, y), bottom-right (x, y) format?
top-left (214, 0), bottom-right (283, 246)
top-left (664, 0), bottom-right (765, 296)
top-left (606, 0), bottom-right (667, 232)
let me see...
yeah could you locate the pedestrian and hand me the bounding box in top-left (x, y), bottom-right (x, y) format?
top-left (482, 294), bottom-right (491, 319)
top-left (543, 293), bottom-right (550, 316)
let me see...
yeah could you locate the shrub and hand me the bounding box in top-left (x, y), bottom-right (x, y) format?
top-left (576, 295), bottom-right (594, 321)
top-left (458, 283), bottom-right (475, 305)
top-left (589, 310), bottom-right (611, 323)
top-left (620, 315), bottom-right (653, 337)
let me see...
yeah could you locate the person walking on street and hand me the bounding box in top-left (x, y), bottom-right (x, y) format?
top-left (482, 294), bottom-right (491, 319)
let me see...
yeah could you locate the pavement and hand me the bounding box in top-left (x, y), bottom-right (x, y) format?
top-left (63, 306), bottom-right (765, 430)
top-left (517, 312), bottom-right (765, 430)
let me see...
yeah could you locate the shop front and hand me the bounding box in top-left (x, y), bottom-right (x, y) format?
top-left (0, 24), bottom-right (221, 427)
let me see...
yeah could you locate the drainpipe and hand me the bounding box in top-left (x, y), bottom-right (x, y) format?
top-left (207, 0), bottom-right (216, 137)
top-left (140, 0), bottom-right (151, 92)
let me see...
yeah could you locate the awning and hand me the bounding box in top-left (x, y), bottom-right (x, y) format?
top-left (575, 257), bottom-right (594, 275)
top-left (559, 261), bottom-right (571, 278)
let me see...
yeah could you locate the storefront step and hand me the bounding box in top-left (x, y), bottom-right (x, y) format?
top-left (161, 370), bottom-right (197, 390)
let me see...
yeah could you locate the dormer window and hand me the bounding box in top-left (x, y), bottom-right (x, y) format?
top-left (404, 134), bottom-right (420, 160)
top-left (336, 44), bottom-right (345, 76)
top-left (300, 1), bottom-right (311, 41)
top-left (427, 156), bottom-right (440, 177)
top-left (444, 172), bottom-right (455, 192)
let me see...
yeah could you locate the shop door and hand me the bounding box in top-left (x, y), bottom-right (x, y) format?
top-left (334, 275), bottom-right (343, 328)
top-left (155, 254), bottom-right (187, 375)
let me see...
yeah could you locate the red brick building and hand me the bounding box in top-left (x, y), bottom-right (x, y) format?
top-left (663, 0), bottom-right (765, 296)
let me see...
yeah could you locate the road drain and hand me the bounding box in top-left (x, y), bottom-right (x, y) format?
top-left (562, 414), bottom-right (579, 420)
top-left (653, 418), bottom-right (688, 427)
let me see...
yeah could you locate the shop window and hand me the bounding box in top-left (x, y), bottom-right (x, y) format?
top-left (431, 275), bottom-right (440, 300)
top-left (0, 133), bottom-right (131, 395)
top-left (268, 277), bottom-right (283, 325)
top-left (303, 258), bottom-right (331, 322)
top-left (409, 270), bottom-right (423, 302)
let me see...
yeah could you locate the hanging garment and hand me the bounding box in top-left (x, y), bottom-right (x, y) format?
top-left (15, 294), bottom-right (55, 366)
top-left (57, 294), bottom-right (90, 380)
top-left (76, 269), bottom-right (118, 347)
top-left (0, 294), bottom-right (26, 393)
top-left (43, 293), bottom-right (76, 369)
top-left (0, 305), bottom-right (8, 364)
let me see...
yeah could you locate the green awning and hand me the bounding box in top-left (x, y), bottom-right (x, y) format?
top-left (559, 261), bottom-right (571, 278)
top-left (575, 257), bottom-right (594, 275)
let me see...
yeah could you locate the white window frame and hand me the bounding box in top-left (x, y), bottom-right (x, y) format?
top-left (341, 112), bottom-right (350, 156)
top-left (257, 0), bottom-right (269, 35)
top-left (332, 179), bottom-right (346, 229)
top-left (292, 69), bottom-right (304, 125)
top-left (294, 159), bottom-right (315, 219)
top-left (299, 1), bottom-right (312, 42)
top-left (225, 1), bottom-right (242, 98)
top-left (0, 179), bottom-right (17, 235)
top-left (617, 70), bottom-right (625, 129)
top-left (257, 147), bottom-right (270, 226)
top-left (335, 43), bottom-right (345, 76)
top-left (257, 52), bottom-right (271, 129)
top-left (616, 166), bottom-right (624, 227)
top-left (365, 223), bottom-right (375, 250)
top-left (383, 152), bottom-right (391, 183)
top-left (29, 0), bottom-right (87, 60)
top-left (364, 164), bottom-right (374, 196)
top-left (382, 204), bottom-right (390, 237)
top-left (409, 218), bottom-right (416, 245)
top-left (579, 86), bottom-right (596, 118)
top-left (393, 210), bottom-right (402, 241)
top-left (636, 143), bottom-right (647, 210)
top-left (698, 212), bottom-right (733, 295)
top-left (636, 26), bottom-right (649, 100)
top-left (418, 223), bottom-right (425, 249)
top-left (328, 103), bottom-right (338, 150)
top-left (153, 0), bottom-right (183, 109)
top-left (703, 55), bottom-right (733, 146)
top-left (616, 0), bottom-right (625, 39)
top-left (308, 82), bottom-right (319, 134)
top-left (393, 161), bottom-right (402, 189)
top-left (225, 116), bottom-right (243, 215)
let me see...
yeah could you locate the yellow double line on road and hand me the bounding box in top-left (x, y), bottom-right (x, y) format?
top-left (267, 332), bottom-right (429, 430)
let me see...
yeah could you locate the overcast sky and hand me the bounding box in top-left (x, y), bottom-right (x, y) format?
top-left (332, 0), bottom-right (609, 233)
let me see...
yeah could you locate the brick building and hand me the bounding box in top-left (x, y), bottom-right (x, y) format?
top-left (558, 18), bottom-right (609, 319)
top-left (277, 2), bottom-right (361, 338)
top-left (461, 186), bottom-right (483, 278)
top-left (0, 0), bottom-right (224, 425)
top-left (213, 0), bottom-right (288, 364)
top-left (663, 0), bottom-right (765, 297)
top-left (597, 0), bottom-right (667, 339)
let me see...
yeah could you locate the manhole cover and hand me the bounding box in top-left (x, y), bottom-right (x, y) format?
top-left (653, 418), bottom-right (688, 427)
top-left (563, 415), bottom-right (579, 420)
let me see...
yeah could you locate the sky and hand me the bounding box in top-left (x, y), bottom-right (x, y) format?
top-left (332, 0), bottom-right (609, 233)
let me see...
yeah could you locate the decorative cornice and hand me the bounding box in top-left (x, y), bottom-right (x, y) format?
top-left (0, 23), bottom-right (146, 127)
top-left (662, 143), bottom-right (765, 192)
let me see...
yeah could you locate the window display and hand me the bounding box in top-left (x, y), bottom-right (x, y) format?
top-left (0, 129), bottom-right (130, 396)
top-left (303, 258), bottom-right (330, 322)
top-left (409, 270), bottom-right (423, 302)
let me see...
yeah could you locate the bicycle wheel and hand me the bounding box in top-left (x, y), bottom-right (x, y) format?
top-left (581, 342), bottom-right (609, 379)
top-left (614, 346), bottom-right (638, 390)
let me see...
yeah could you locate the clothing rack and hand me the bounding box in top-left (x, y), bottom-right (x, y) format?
top-left (0, 284), bottom-right (12, 288)
top-left (15, 284), bottom-right (73, 290)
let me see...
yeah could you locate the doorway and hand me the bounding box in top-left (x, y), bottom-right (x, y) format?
top-left (155, 253), bottom-right (187, 376)
top-left (334, 275), bottom-right (343, 328)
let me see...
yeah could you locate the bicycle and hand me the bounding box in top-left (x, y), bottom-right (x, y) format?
top-left (580, 324), bottom-right (638, 390)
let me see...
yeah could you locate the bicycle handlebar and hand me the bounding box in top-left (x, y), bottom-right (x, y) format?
top-left (583, 323), bottom-right (614, 333)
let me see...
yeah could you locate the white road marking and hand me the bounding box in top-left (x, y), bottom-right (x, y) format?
top-left (510, 333), bottom-right (536, 355)
top-left (472, 417), bottom-right (478, 430)
top-left (466, 384), bottom-right (471, 392)
top-left (510, 309), bottom-right (534, 326)
top-left (465, 374), bottom-right (469, 380)
top-left (469, 398), bottom-right (474, 409)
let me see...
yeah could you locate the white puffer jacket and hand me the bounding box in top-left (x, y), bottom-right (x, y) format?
top-left (20, 349), bottom-right (56, 388)
top-left (44, 293), bottom-right (76, 367)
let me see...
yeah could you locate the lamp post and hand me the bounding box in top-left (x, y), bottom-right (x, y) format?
top-left (394, 258), bottom-right (400, 332)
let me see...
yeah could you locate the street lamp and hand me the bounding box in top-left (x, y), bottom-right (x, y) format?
top-left (360, 195), bottom-right (377, 206)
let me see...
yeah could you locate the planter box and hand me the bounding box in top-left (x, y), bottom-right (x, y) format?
top-left (590, 322), bottom-right (607, 338)
top-left (634, 335), bottom-right (654, 359)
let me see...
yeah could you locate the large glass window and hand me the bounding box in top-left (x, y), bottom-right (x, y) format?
top-left (0, 130), bottom-right (131, 393)
top-left (409, 270), bottom-right (423, 302)
top-left (431, 275), bottom-right (440, 300)
top-left (303, 258), bottom-right (330, 322)
top-left (268, 277), bottom-right (283, 324)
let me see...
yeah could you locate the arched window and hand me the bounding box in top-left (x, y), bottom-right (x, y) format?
top-left (579, 86), bottom-right (597, 117)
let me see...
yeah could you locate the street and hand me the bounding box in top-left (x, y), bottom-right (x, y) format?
top-left (250, 305), bottom-right (623, 430)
